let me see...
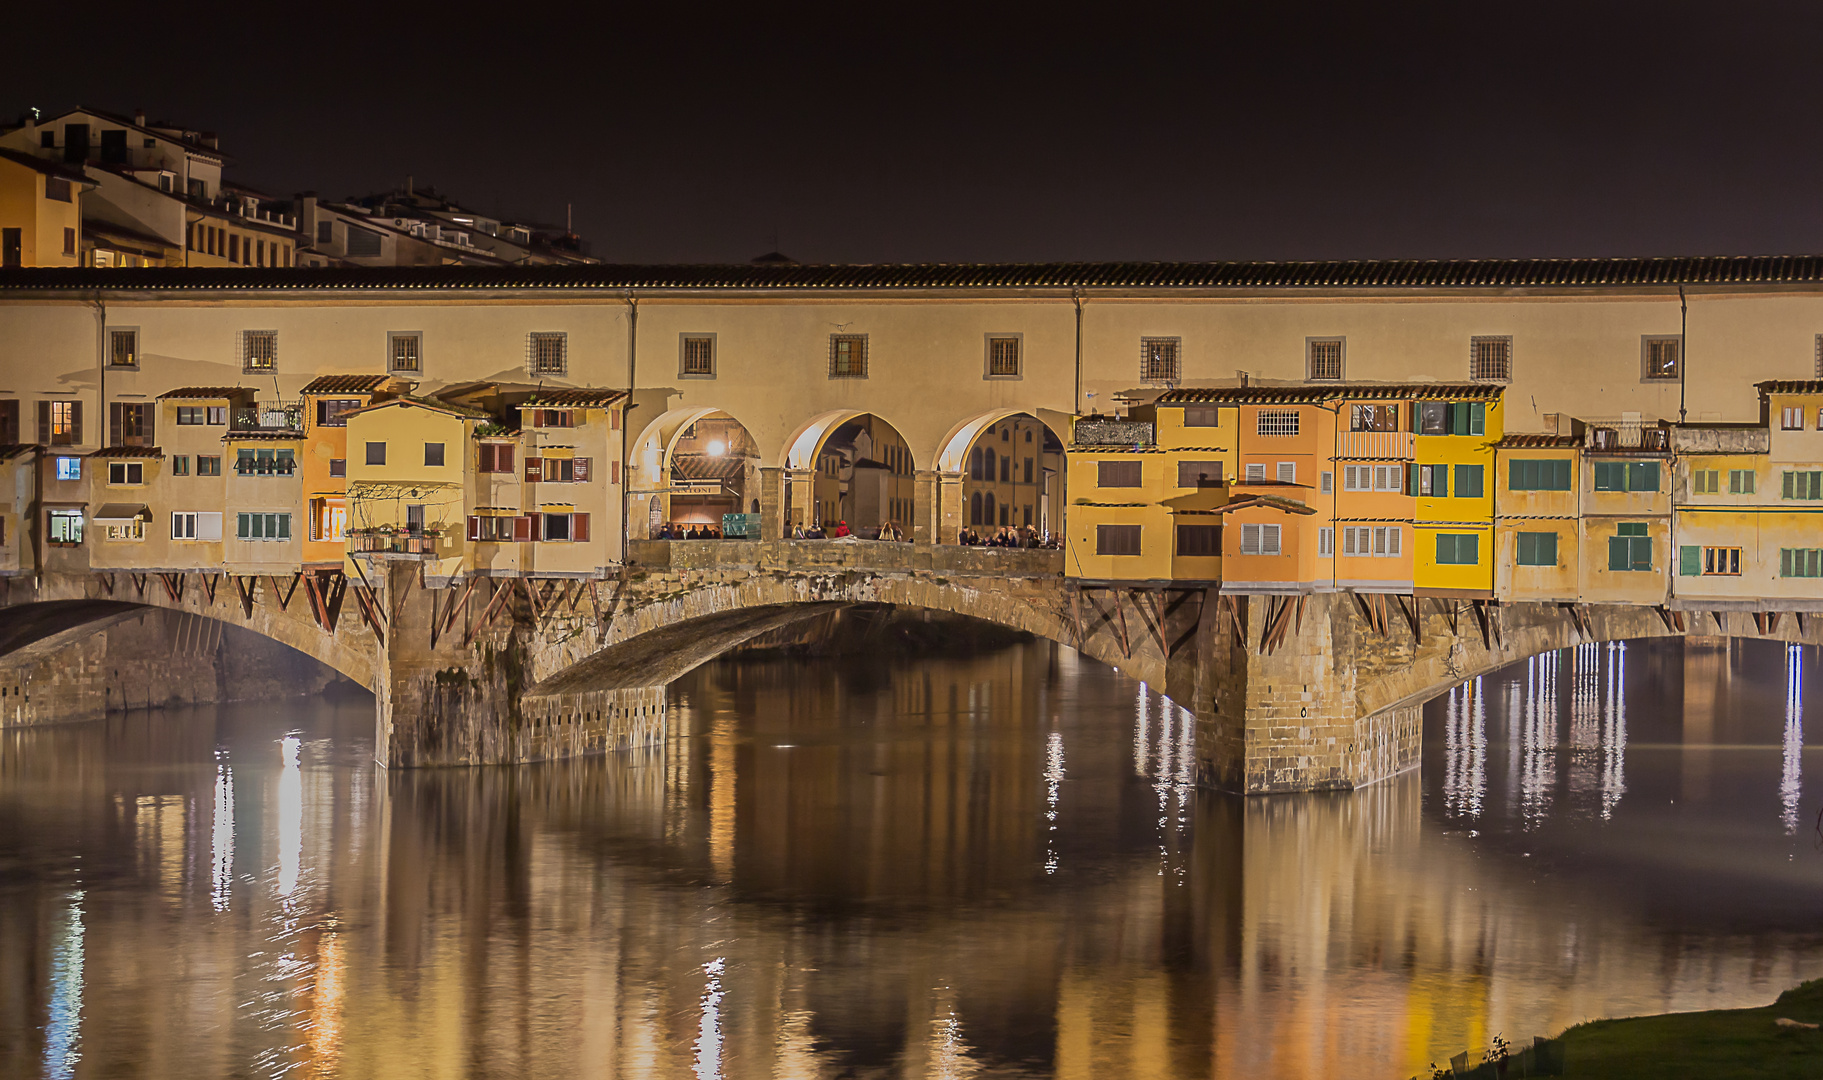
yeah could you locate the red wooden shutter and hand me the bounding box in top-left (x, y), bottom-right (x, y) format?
top-left (514, 515), bottom-right (533, 542)
top-left (499, 445), bottom-right (514, 472)
top-left (610, 408), bottom-right (620, 431)
top-left (532, 409), bottom-right (546, 428)
top-left (524, 456), bottom-right (541, 483)
top-left (478, 444), bottom-right (495, 472)
top-left (573, 513), bottom-right (589, 542)
top-left (467, 515), bottom-right (481, 540)
top-left (573, 457), bottom-right (590, 482)
top-left (611, 460), bottom-right (620, 485)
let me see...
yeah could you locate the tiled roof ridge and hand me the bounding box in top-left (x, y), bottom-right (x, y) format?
top-left (11, 255), bottom-right (1823, 292)
top-left (158, 386), bottom-right (250, 399)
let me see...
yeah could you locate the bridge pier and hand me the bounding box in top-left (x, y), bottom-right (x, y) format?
top-left (374, 563), bottom-right (667, 767)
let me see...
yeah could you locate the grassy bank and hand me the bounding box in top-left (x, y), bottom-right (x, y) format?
top-left (1551, 979), bottom-right (1823, 1079)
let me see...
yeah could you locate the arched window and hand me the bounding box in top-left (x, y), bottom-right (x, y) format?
top-left (970, 491), bottom-right (982, 525)
top-left (984, 492), bottom-right (996, 525)
top-left (984, 447), bottom-right (996, 480)
top-left (970, 447), bottom-right (982, 480)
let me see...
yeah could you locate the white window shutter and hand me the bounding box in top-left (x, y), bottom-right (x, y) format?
top-left (1241, 523), bottom-right (1260, 554)
top-left (1263, 524), bottom-right (1281, 554)
top-left (199, 512), bottom-right (223, 542)
top-left (1387, 526), bottom-right (1401, 556)
top-left (1278, 462), bottom-right (1296, 484)
top-left (1319, 527), bottom-right (1333, 556)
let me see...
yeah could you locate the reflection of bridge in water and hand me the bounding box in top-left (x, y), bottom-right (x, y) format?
top-left (2, 639), bottom-right (1816, 1078)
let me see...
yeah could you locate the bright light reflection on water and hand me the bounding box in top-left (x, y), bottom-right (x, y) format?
top-left (0, 639), bottom-right (1819, 1079)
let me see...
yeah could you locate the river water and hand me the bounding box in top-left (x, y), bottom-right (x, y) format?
top-left (1, 636), bottom-right (1820, 1078)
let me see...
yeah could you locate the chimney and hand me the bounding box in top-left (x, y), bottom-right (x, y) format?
top-left (134, 110), bottom-right (146, 127)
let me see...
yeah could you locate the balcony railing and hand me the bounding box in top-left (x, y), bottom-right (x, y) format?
top-left (350, 532), bottom-right (440, 555)
top-left (1338, 430), bottom-right (1414, 460)
top-left (234, 460), bottom-right (297, 476)
top-left (230, 403), bottom-right (305, 433)
top-left (1074, 419), bottom-right (1155, 447)
top-left (1586, 421), bottom-right (1670, 454)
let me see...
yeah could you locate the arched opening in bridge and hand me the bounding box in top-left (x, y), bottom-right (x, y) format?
top-left (784, 411), bottom-right (918, 538)
top-left (630, 406), bottom-right (764, 539)
top-left (936, 410), bottom-right (1068, 542)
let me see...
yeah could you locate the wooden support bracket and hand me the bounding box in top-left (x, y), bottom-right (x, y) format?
top-left (233, 576), bottom-right (256, 619)
top-left (269, 572), bottom-right (301, 612)
top-left (96, 572), bottom-right (114, 596)
top-left (202, 573), bottom-right (218, 605)
top-left (158, 572), bottom-right (185, 604)
top-left (466, 577), bottom-right (515, 646)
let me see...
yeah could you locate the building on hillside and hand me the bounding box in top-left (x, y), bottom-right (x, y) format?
top-left (0, 107), bottom-right (298, 268)
top-left (298, 183), bottom-right (594, 268)
top-left (0, 149), bottom-right (93, 267)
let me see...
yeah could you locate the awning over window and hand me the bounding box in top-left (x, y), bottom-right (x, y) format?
top-left (92, 503), bottom-right (150, 523)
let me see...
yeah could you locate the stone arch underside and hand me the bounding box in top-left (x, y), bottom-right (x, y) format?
top-left (0, 592), bottom-right (378, 692)
top-left (524, 573), bottom-right (1159, 700)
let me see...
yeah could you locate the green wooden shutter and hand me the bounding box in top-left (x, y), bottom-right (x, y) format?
top-left (1784, 471), bottom-right (1796, 499)
top-left (1781, 549), bottom-right (1793, 577)
top-left (1630, 461), bottom-right (1660, 491)
top-left (1509, 460), bottom-right (1525, 490)
top-left (1608, 536), bottom-right (1629, 571)
top-left (277, 514), bottom-right (291, 540)
top-left (1630, 536), bottom-right (1652, 570)
top-left (1681, 545), bottom-right (1701, 576)
top-left (1436, 534), bottom-right (1454, 564)
top-left (1450, 403), bottom-right (1468, 435)
top-left (1469, 402), bottom-right (1486, 435)
top-left (1407, 462), bottom-right (1420, 495)
top-left (1539, 532), bottom-right (1557, 566)
top-left (1516, 532), bottom-right (1534, 564)
top-left (1456, 464), bottom-right (1484, 498)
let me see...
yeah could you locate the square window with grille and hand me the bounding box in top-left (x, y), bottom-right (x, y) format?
top-left (681, 335), bottom-right (715, 377)
top-left (529, 332), bottom-right (567, 375)
top-left (1643, 336), bottom-right (1681, 380)
top-left (108, 328), bottom-right (138, 368)
top-left (829, 334), bottom-right (868, 378)
top-left (1470, 336), bottom-right (1511, 381)
top-left (986, 336), bottom-right (1021, 377)
top-left (1256, 410), bottom-right (1300, 437)
top-left (389, 332), bottom-right (422, 373)
top-left (1140, 338), bottom-right (1180, 383)
top-left (242, 330), bottom-right (277, 373)
top-left (1307, 338), bottom-right (1343, 380)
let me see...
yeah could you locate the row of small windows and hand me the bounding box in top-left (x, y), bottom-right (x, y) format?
top-left (1138, 336), bottom-right (1678, 385)
top-left (186, 224), bottom-right (292, 267)
top-left (1253, 402), bottom-right (1490, 437)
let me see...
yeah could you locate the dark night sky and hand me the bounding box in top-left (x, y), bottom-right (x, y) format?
top-left (9, 3), bottom-right (1823, 264)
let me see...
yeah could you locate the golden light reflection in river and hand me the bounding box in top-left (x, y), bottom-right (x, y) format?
top-left (0, 639), bottom-right (1821, 1078)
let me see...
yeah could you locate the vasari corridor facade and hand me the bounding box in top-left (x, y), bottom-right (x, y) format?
top-left (3, 258), bottom-right (1823, 793)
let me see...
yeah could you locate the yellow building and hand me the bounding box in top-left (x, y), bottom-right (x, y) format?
top-left (1493, 433), bottom-right (1582, 602)
top-left (0, 149), bottom-right (91, 267)
top-left (85, 447), bottom-right (164, 569)
top-left (962, 414), bottom-right (1064, 535)
top-left (343, 398), bottom-right (483, 581)
top-left (515, 389), bottom-right (627, 575)
top-left (300, 375), bottom-right (409, 569)
top-left (1411, 390), bottom-right (1504, 597)
top-left (1577, 419), bottom-right (1672, 605)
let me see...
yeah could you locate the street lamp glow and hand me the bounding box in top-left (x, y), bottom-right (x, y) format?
top-left (707, 439), bottom-right (727, 457)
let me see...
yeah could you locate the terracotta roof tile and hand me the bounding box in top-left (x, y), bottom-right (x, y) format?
top-left (1756, 380), bottom-right (1823, 395)
top-left (1159, 383), bottom-right (1504, 404)
top-left (521, 388), bottom-right (628, 407)
top-left (158, 386), bottom-right (249, 400)
top-left (302, 373), bottom-right (392, 394)
top-left (88, 445), bottom-right (164, 458)
top-left (1496, 434), bottom-right (1581, 448)
top-left (8, 256), bottom-right (1823, 294)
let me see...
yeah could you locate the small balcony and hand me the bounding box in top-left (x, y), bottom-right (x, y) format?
top-left (229, 402), bottom-right (305, 434)
top-left (1585, 420), bottom-right (1670, 454)
top-left (1338, 430), bottom-right (1414, 460)
top-left (234, 459), bottom-right (297, 477)
top-left (349, 528), bottom-right (443, 556)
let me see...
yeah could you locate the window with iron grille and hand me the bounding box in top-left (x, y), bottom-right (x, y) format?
top-left (108, 328), bottom-right (138, 368)
top-left (1642, 336), bottom-right (1680, 380)
top-left (1139, 338), bottom-right (1180, 383)
top-left (1470, 336), bottom-right (1512, 381)
top-left (829, 334), bottom-right (868, 378)
top-left (1307, 338), bottom-right (1344, 380)
top-left (242, 330), bottom-right (278, 373)
top-left (529, 332), bottom-right (567, 375)
top-left (1816, 334), bottom-right (1823, 379)
top-left (986, 335), bottom-right (1021, 377)
top-left (681, 335), bottom-right (715, 377)
top-left (389, 332), bottom-right (422, 373)
top-left (1256, 410), bottom-right (1299, 437)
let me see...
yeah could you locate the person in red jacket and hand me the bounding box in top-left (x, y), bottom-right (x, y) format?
top-left (832, 520), bottom-right (851, 538)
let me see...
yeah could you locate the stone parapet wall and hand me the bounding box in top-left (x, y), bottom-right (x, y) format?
top-left (627, 539), bottom-right (1063, 579)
